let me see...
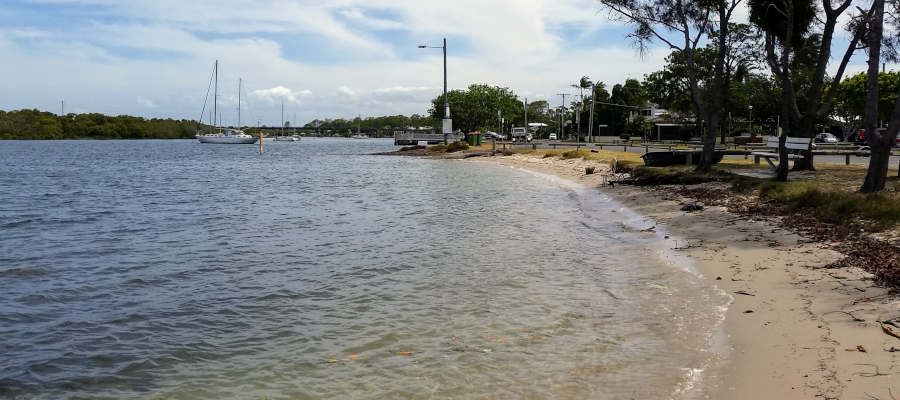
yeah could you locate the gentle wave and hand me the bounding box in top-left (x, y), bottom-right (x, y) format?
top-left (0, 139), bottom-right (727, 399)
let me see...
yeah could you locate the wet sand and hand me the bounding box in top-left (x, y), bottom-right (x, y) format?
top-left (475, 153), bottom-right (900, 399)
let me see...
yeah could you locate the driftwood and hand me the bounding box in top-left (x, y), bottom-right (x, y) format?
top-left (880, 321), bottom-right (900, 340)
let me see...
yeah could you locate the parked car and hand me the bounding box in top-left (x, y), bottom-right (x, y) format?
top-left (814, 133), bottom-right (838, 143)
top-left (548, 133), bottom-right (557, 140)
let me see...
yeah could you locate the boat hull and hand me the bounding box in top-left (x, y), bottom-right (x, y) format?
top-left (641, 151), bottom-right (724, 167)
top-left (196, 136), bottom-right (258, 144)
top-left (273, 136), bottom-right (298, 141)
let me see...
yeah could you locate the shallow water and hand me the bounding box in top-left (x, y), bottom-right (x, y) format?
top-left (0, 138), bottom-right (729, 399)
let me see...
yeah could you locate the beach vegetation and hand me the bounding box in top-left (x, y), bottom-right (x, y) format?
top-left (428, 142), bottom-right (469, 153)
top-left (758, 181), bottom-right (900, 231)
top-left (399, 145), bottom-right (426, 151)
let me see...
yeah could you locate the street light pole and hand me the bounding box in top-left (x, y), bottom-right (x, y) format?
top-left (420, 38), bottom-right (450, 144)
top-left (749, 105), bottom-right (753, 133)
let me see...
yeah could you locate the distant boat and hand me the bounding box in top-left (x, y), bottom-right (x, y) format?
top-left (273, 101), bottom-right (299, 141)
top-left (351, 114), bottom-right (367, 139)
top-left (196, 61), bottom-right (258, 144)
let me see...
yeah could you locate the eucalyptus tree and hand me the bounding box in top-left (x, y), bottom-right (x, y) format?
top-left (859, 0), bottom-right (900, 192)
top-left (750, 0), bottom-right (866, 179)
top-left (598, 0), bottom-right (743, 172)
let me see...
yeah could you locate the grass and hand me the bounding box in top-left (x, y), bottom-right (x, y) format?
top-left (757, 180), bottom-right (900, 231)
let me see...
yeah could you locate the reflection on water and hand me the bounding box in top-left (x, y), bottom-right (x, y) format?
top-left (0, 139), bottom-right (728, 399)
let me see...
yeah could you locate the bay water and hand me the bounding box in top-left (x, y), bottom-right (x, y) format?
top-left (0, 139), bottom-right (730, 399)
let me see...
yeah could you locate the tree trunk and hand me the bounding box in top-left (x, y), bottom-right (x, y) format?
top-left (694, 5), bottom-right (729, 172)
top-left (859, 0), bottom-right (887, 193)
top-left (861, 144), bottom-right (890, 192)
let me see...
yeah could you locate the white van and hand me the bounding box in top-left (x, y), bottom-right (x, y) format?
top-left (510, 127), bottom-right (531, 142)
top-left (548, 133), bottom-right (557, 141)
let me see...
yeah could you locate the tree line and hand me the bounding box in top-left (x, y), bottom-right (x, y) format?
top-left (0, 109), bottom-right (201, 140)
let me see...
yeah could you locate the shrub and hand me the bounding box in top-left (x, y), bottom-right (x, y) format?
top-left (562, 150), bottom-right (581, 159)
top-left (447, 141), bottom-right (469, 152)
top-left (758, 181), bottom-right (900, 231)
top-left (428, 142), bottom-right (469, 153)
top-left (399, 145), bottom-right (426, 151)
top-left (619, 133), bottom-right (631, 140)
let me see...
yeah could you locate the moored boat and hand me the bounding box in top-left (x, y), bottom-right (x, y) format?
top-left (196, 61), bottom-right (258, 144)
top-left (197, 128), bottom-right (258, 144)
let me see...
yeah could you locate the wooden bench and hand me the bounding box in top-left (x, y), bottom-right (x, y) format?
top-left (750, 137), bottom-right (812, 171)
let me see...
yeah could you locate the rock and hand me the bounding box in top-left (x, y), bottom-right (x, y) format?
top-left (681, 203), bottom-right (704, 212)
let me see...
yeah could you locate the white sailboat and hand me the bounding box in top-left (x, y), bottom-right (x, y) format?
top-left (274, 101), bottom-right (299, 141)
top-left (196, 61), bottom-right (258, 144)
top-left (351, 115), bottom-right (368, 139)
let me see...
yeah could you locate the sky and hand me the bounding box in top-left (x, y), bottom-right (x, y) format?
top-left (0, 0), bottom-right (879, 127)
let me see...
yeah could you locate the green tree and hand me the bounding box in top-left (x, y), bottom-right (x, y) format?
top-left (599, 0), bottom-right (743, 171)
top-left (750, 0), bottom-right (865, 179)
top-left (428, 84), bottom-right (522, 133)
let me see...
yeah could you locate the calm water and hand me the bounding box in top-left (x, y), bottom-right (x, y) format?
top-left (0, 139), bottom-right (730, 399)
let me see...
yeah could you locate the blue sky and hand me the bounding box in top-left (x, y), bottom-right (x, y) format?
top-left (0, 0), bottom-right (878, 127)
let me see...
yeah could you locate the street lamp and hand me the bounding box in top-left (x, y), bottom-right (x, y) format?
top-left (749, 105), bottom-right (753, 133)
top-left (419, 38), bottom-right (450, 144)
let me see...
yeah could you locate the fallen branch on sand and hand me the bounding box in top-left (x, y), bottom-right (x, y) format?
top-left (880, 321), bottom-right (900, 340)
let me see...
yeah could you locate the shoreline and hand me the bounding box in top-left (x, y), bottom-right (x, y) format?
top-left (473, 153), bottom-right (900, 399)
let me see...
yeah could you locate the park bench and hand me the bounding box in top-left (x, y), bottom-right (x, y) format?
top-left (750, 137), bottom-right (812, 171)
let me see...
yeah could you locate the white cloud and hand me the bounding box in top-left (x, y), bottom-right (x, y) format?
top-left (0, 0), bottom-right (885, 126)
top-left (336, 86), bottom-right (358, 97)
top-left (252, 86), bottom-right (313, 104)
top-left (137, 96), bottom-right (156, 108)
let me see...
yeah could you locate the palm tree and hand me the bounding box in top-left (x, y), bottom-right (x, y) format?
top-left (571, 76), bottom-right (592, 139)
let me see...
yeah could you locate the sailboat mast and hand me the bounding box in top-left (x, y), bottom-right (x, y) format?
top-left (213, 60), bottom-right (218, 130)
top-left (238, 78), bottom-right (241, 129)
top-left (281, 101), bottom-right (284, 136)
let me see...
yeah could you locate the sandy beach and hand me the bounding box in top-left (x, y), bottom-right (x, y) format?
top-left (477, 153), bottom-right (900, 399)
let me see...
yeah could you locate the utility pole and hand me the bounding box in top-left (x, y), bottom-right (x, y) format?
top-left (557, 94), bottom-right (569, 140)
top-left (588, 88), bottom-right (595, 143)
top-left (524, 98), bottom-right (528, 138)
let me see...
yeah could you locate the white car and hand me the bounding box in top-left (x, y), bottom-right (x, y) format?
top-left (548, 133), bottom-right (557, 140)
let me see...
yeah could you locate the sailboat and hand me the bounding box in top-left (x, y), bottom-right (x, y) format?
top-left (274, 101), bottom-right (298, 141)
top-left (196, 61), bottom-right (258, 144)
top-left (351, 115), bottom-right (368, 139)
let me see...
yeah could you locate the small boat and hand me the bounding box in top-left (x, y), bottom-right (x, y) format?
top-left (641, 151), bottom-right (724, 167)
top-left (351, 114), bottom-right (367, 138)
top-left (196, 61), bottom-right (258, 144)
top-left (272, 102), bottom-right (299, 141)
